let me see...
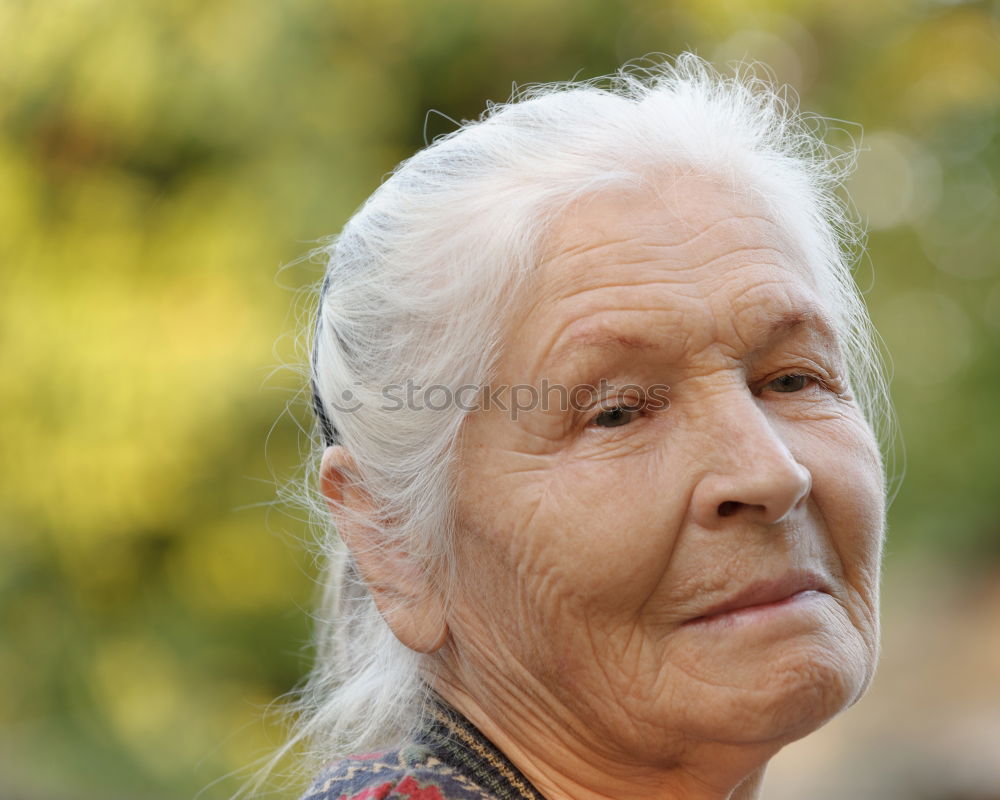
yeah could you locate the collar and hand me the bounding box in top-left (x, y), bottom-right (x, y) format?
top-left (421, 697), bottom-right (546, 800)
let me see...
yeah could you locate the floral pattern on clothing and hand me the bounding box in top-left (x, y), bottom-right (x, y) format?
top-left (301, 700), bottom-right (544, 800)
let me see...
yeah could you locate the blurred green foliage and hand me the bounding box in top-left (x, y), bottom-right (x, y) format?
top-left (1, 0), bottom-right (998, 798)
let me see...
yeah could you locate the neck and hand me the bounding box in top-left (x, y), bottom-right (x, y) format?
top-left (432, 676), bottom-right (774, 800)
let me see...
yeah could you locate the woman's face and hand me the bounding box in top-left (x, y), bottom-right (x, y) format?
top-left (440, 176), bottom-right (886, 766)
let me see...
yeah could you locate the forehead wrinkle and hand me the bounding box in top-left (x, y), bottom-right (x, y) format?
top-left (509, 273), bottom-right (697, 384)
top-left (513, 186), bottom-right (826, 384)
top-left (523, 259), bottom-right (806, 384)
top-left (530, 241), bottom-right (795, 345)
top-left (548, 233), bottom-right (643, 264)
top-left (527, 188), bottom-right (801, 309)
top-left (543, 195), bottom-right (784, 263)
top-left (542, 215), bottom-right (789, 289)
top-left (529, 304), bottom-right (697, 385)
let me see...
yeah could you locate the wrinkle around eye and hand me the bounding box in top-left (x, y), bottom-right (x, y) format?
top-left (767, 395), bottom-right (862, 426)
top-left (574, 422), bottom-right (660, 461)
top-left (755, 355), bottom-right (848, 395)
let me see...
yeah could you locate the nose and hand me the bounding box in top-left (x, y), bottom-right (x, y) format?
top-left (689, 399), bottom-right (812, 529)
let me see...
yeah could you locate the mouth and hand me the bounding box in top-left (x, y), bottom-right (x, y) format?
top-left (683, 571), bottom-right (830, 626)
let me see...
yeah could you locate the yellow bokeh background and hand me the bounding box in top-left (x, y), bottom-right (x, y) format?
top-left (2, 1), bottom-right (998, 798)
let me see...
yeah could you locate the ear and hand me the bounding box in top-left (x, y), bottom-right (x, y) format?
top-left (319, 445), bottom-right (449, 654)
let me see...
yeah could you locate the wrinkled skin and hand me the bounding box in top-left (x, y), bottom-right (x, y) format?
top-left (429, 177), bottom-right (886, 800)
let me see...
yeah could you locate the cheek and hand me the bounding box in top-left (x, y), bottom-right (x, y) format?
top-left (527, 449), bottom-right (687, 614)
top-left (798, 415), bottom-right (886, 619)
top-left (458, 442), bottom-right (687, 632)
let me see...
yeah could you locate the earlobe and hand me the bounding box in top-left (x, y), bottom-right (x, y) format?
top-left (319, 445), bottom-right (352, 510)
top-left (320, 446), bottom-right (450, 654)
top-left (388, 596), bottom-right (450, 655)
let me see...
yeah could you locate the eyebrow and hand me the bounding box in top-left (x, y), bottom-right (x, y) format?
top-left (541, 330), bottom-right (661, 382)
top-left (560, 330), bottom-right (661, 354)
top-left (750, 307), bottom-right (840, 354)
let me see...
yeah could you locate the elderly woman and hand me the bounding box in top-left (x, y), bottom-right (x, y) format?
top-left (296, 55), bottom-right (888, 800)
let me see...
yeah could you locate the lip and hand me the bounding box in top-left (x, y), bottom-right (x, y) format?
top-left (684, 571), bottom-right (829, 625)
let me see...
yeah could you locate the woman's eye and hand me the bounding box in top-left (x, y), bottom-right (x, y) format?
top-left (768, 374), bottom-right (814, 393)
top-left (592, 404), bottom-right (641, 428)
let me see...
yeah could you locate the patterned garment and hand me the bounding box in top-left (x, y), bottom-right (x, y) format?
top-left (301, 700), bottom-right (545, 800)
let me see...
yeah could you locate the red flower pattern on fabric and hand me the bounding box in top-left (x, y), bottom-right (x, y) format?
top-left (395, 776), bottom-right (446, 800)
top-left (339, 783), bottom-right (393, 800)
top-left (337, 777), bottom-right (445, 800)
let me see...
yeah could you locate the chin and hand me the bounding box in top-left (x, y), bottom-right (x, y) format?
top-left (728, 645), bottom-right (874, 746)
top-left (661, 627), bottom-right (876, 749)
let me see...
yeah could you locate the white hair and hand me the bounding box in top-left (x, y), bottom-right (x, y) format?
top-left (272, 53), bottom-right (890, 790)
